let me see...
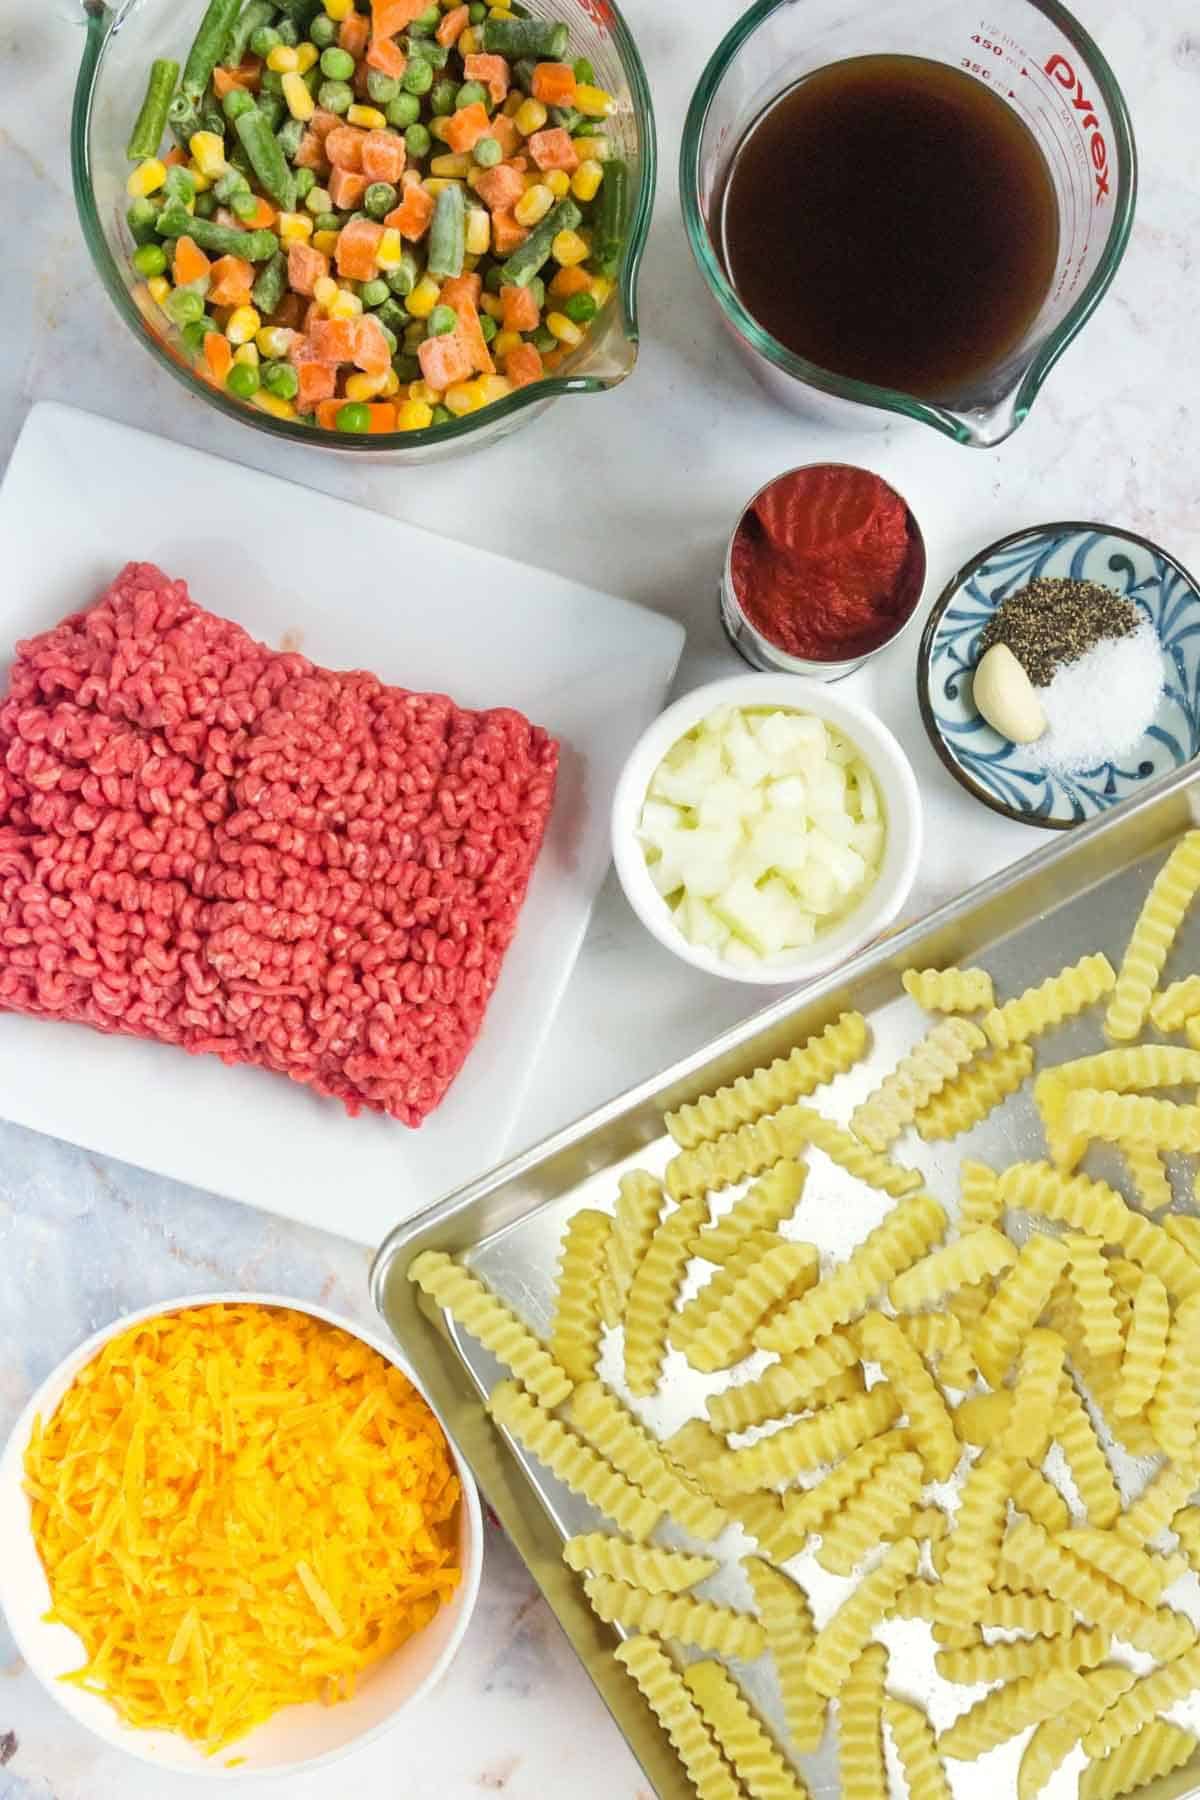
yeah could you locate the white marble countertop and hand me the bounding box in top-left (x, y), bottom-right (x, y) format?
top-left (2, 0), bottom-right (1199, 1794)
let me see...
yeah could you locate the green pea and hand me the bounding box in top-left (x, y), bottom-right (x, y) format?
top-left (335, 400), bottom-right (372, 432)
top-left (402, 58), bottom-right (434, 94)
top-left (364, 181), bottom-right (398, 219)
top-left (430, 78), bottom-right (458, 116)
top-left (126, 197), bottom-right (161, 245)
top-left (415, 3), bottom-right (440, 25)
top-left (132, 242), bottom-right (168, 277)
top-left (226, 361), bottom-right (262, 399)
top-left (574, 120), bottom-right (603, 137)
top-left (294, 166), bottom-right (317, 200)
top-left (563, 290), bottom-right (597, 324)
top-left (165, 286), bottom-right (206, 326)
top-left (532, 325), bottom-right (556, 353)
top-left (484, 263), bottom-right (504, 293)
top-left (360, 277), bottom-right (391, 307)
top-left (223, 86), bottom-right (256, 121)
top-left (472, 135), bottom-right (502, 168)
top-left (456, 80), bottom-right (488, 110)
top-left (431, 404), bottom-right (452, 424)
top-left (318, 78), bottom-right (353, 113)
top-left (314, 211), bottom-right (343, 231)
top-left (468, 2), bottom-right (485, 19)
top-left (387, 252), bottom-right (418, 295)
top-left (262, 359), bottom-right (300, 399)
top-left (249, 23), bottom-right (281, 55)
top-left (573, 56), bottom-right (595, 85)
top-left (427, 303), bottom-right (457, 336)
top-left (320, 45), bottom-right (355, 80)
top-left (386, 91), bottom-right (421, 127)
top-left (405, 121), bottom-right (431, 157)
top-left (366, 70), bottom-right (401, 103)
top-left (310, 12), bottom-right (337, 46)
top-left (230, 189), bottom-right (261, 221)
top-left (193, 190), bottom-right (218, 218)
top-left (479, 311), bottom-right (497, 342)
top-left (181, 316), bottom-right (219, 354)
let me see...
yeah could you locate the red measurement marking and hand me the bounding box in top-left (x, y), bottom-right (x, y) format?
top-left (1043, 53), bottom-right (1111, 202)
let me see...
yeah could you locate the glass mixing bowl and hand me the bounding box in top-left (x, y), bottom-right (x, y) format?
top-left (680, 0), bottom-right (1136, 448)
top-left (71, 0), bottom-right (654, 461)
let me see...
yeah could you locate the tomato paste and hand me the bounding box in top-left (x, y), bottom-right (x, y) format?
top-left (729, 464), bottom-right (924, 662)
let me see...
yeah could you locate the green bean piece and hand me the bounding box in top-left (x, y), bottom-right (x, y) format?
top-left (527, 274), bottom-right (545, 308)
top-left (483, 262), bottom-right (504, 293)
top-left (364, 181), bottom-right (398, 220)
top-left (392, 351), bottom-right (421, 381)
top-left (126, 59), bottom-right (180, 161)
top-left (194, 189), bottom-right (219, 218)
top-left (427, 303), bottom-right (457, 336)
top-left (234, 104), bottom-right (297, 210)
top-left (573, 120), bottom-right (604, 139)
top-left (164, 164), bottom-right (198, 204)
top-left (377, 319), bottom-right (398, 354)
top-left (214, 166), bottom-right (251, 200)
top-left (199, 99), bottom-right (228, 136)
top-left (223, 86), bottom-right (256, 121)
top-left (513, 57), bottom-right (538, 91)
top-left (456, 80), bottom-right (488, 110)
top-left (572, 55), bottom-right (595, 85)
top-left (252, 250), bottom-right (288, 315)
top-left (386, 92), bottom-right (421, 127)
top-left (421, 39), bottom-right (451, 69)
top-left (168, 92), bottom-right (203, 151)
top-left (230, 188), bottom-right (261, 220)
top-left (405, 121), bottom-right (431, 158)
top-left (430, 78), bottom-right (458, 116)
top-left (478, 311), bottom-right (497, 342)
top-left (562, 290), bottom-right (597, 325)
top-left (309, 11), bottom-right (336, 46)
top-left (481, 16), bottom-right (567, 57)
top-left (275, 0), bottom-right (323, 21)
top-left (335, 401), bottom-right (371, 432)
top-left (473, 135), bottom-right (501, 167)
top-left (262, 359), bottom-right (300, 399)
top-left (386, 252), bottom-right (418, 297)
top-left (257, 92), bottom-right (287, 131)
top-left (132, 241), bottom-right (169, 278)
top-left (427, 183), bottom-right (465, 278)
top-left (377, 297), bottom-right (410, 335)
top-left (156, 202), bottom-right (280, 260)
top-left (274, 17), bottom-right (301, 46)
top-left (294, 165), bottom-right (317, 200)
top-left (126, 197), bottom-right (162, 245)
top-left (182, 315), bottom-right (220, 354)
top-left (259, 65), bottom-right (285, 93)
top-left (276, 115), bottom-right (306, 159)
top-left (499, 196), bottom-right (580, 286)
top-left (591, 155), bottom-right (626, 275)
top-left (550, 105), bottom-right (583, 134)
top-left (226, 361), bottom-right (261, 399)
top-left (367, 70), bottom-right (400, 104)
top-left (359, 277), bottom-right (391, 308)
top-left (229, 0), bottom-right (276, 66)
top-left (180, 0), bottom-right (242, 106)
top-left (402, 58), bottom-right (434, 95)
top-left (319, 78), bottom-right (353, 114)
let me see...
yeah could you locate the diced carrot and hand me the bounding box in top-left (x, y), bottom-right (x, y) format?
top-left (274, 291), bottom-right (308, 330)
top-left (352, 312), bottom-right (392, 374)
top-left (243, 196), bottom-right (277, 230)
top-left (475, 162), bottom-right (525, 213)
top-left (316, 398), bottom-right (343, 431)
top-left (442, 101), bottom-right (492, 155)
top-left (203, 331), bottom-right (234, 383)
top-left (439, 273), bottom-right (482, 307)
top-left (549, 263), bottom-right (591, 299)
top-left (489, 208), bottom-right (528, 254)
top-left (542, 347), bottom-right (565, 371)
top-left (531, 62), bottom-right (576, 107)
top-left (329, 166), bottom-right (369, 209)
top-left (212, 63), bottom-right (259, 97)
top-left (308, 317), bottom-right (359, 362)
top-left (371, 0), bottom-right (428, 41)
top-left (436, 3), bottom-right (468, 45)
top-left (451, 297), bottom-right (494, 375)
top-left (339, 11), bottom-right (370, 56)
top-left (294, 130), bottom-right (329, 171)
top-left (463, 53), bottom-right (509, 104)
top-left (504, 342), bottom-right (543, 389)
top-left (172, 234), bottom-right (212, 288)
top-left (163, 145), bottom-right (187, 168)
top-left (310, 109), bottom-right (340, 144)
top-left (418, 332), bottom-right (474, 390)
top-left (335, 216), bottom-right (385, 280)
top-left (291, 348), bottom-right (339, 410)
top-left (361, 129), bottom-right (406, 183)
top-left (385, 184), bottom-right (434, 240)
top-left (526, 127), bottom-right (578, 173)
top-left (488, 113), bottom-right (520, 158)
top-left (366, 36), bottom-right (407, 77)
top-left (326, 125), bottom-right (368, 171)
top-left (287, 241), bottom-right (330, 296)
top-left (208, 255), bottom-right (255, 306)
top-left (500, 282), bottom-right (539, 332)
top-left (365, 402), bottom-right (397, 433)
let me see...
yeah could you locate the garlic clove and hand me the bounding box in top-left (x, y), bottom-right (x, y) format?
top-left (972, 642), bottom-right (1047, 745)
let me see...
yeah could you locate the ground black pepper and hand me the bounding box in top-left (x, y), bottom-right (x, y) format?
top-left (977, 577), bottom-right (1139, 688)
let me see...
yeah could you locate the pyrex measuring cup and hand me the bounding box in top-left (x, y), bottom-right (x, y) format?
top-left (680, 0), bottom-right (1136, 447)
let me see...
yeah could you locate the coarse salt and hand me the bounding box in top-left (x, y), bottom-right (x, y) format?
top-left (1034, 618), bottom-right (1163, 776)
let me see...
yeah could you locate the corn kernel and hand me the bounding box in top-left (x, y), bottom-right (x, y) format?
top-left (515, 183), bottom-right (553, 227)
top-left (328, 286), bottom-right (364, 319)
top-left (187, 163), bottom-right (212, 192)
top-left (347, 104), bottom-right (387, 129)
top-left (226, 304), bottom-right (262, 345)
top-left (324, 0), bottom-right (353, 17)
top-left (480, 292), bottom-right (504, 320)
top-left (574, 84), bottom-right (614, 118)
top-left (256, 324), bottom-right (294, 358)
top-left (306, 185), bottom-right (332, 215)
top-left (501, 90), bottom-right (523, 118)
top-left (545, 170), bottom-right (570, 199)
top-left (424, 178), bottom-right (466, 199)
top-left (406, 275), bottom-right (441, 318)
top-left (572, 133), bottom-right (608, 162)
top-left (266, 43), bottom-right (299, 71)
top-left (514, 99), bottom-right (547, 136)
top-left (345, 370), bottom-right (390, 400)
top-left (282, 71), bottom-right (315, 120)
top-left (294, 40), bottom-right (319, 72)
top-left (546, 310), bottom-right (583, 346)
top-left (127, 158), bottom-right (167, 198)
top-left (551, 228), bottom-right (588, 266)
top-left (397, 398), bottom-right (434, 430)
top-left (375, 227), bottom-right (404, 270)
top-left (313, 274), bottom-right (339, 307)
top-left (458, 25), bottom-right (479, 54)
top-left (430, 117), bottom-right (452, 143)
top-left (458, 208), bottom-right (488, 259)
top-left (278, 209), bottom-right (314, 243)
top-left (488, 6), bottom-right (513, 16)
top-left (190, 131), bottom-right (229, 177)
top-left (466, 166), bottom-right (483, 192)
top-left (463, 252), bottom-right (479, 272)
top-left (444, 382), bottom-right (477, 416)
top-left (589, 274), bottom-right (613, 306)
top-left (408, 380), bottom-right (441, 404)
top-left (233, 341), bottom-right (260, 367)
top-left (431, 152), bottom-right (471, 178)
top-left (493, 328), bottom-right (521, 358)
top-left (571, 159), bottom-right (604, 203)
top-left (381, 367), bottom-right (400, 396)
top-left (146, 274), bottom-right (171, 305)
top-left (254, 390), bottom-right (297, 420)
top-left (312, 228), bottom-right (340, 255)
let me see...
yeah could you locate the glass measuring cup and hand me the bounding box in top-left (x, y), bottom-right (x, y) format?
top-left (680, 0), bottom-right (1136, 448)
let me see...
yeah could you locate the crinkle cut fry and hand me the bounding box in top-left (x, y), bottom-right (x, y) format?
top-left (665, 1011), bottom-right (868, 1149)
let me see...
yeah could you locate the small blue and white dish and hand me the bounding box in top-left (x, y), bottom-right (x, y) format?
top-left (918, 521), bottom-right (1200, 830)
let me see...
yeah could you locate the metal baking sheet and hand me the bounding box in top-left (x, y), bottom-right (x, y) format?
top-left (373, 760), bottom-right (1200, 1800)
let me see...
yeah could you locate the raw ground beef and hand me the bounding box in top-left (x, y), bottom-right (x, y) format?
top-left (0, 563), bottom-right (558, 1126)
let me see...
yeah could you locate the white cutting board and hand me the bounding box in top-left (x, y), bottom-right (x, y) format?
top-left (0, 403), bottom-right (684, 1243)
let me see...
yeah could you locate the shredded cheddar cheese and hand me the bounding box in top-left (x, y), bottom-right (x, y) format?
top-left (24, 1304), bottom-right (461, 1751)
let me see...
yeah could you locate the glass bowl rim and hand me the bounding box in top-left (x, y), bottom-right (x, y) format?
top-left (677, 0), bottom-right (1138, 447)
top-left (72, 0), bottom-right (657, 453)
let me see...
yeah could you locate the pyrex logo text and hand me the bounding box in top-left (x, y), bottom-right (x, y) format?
top-left (1045, 54), bottom-right (1110, 202)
